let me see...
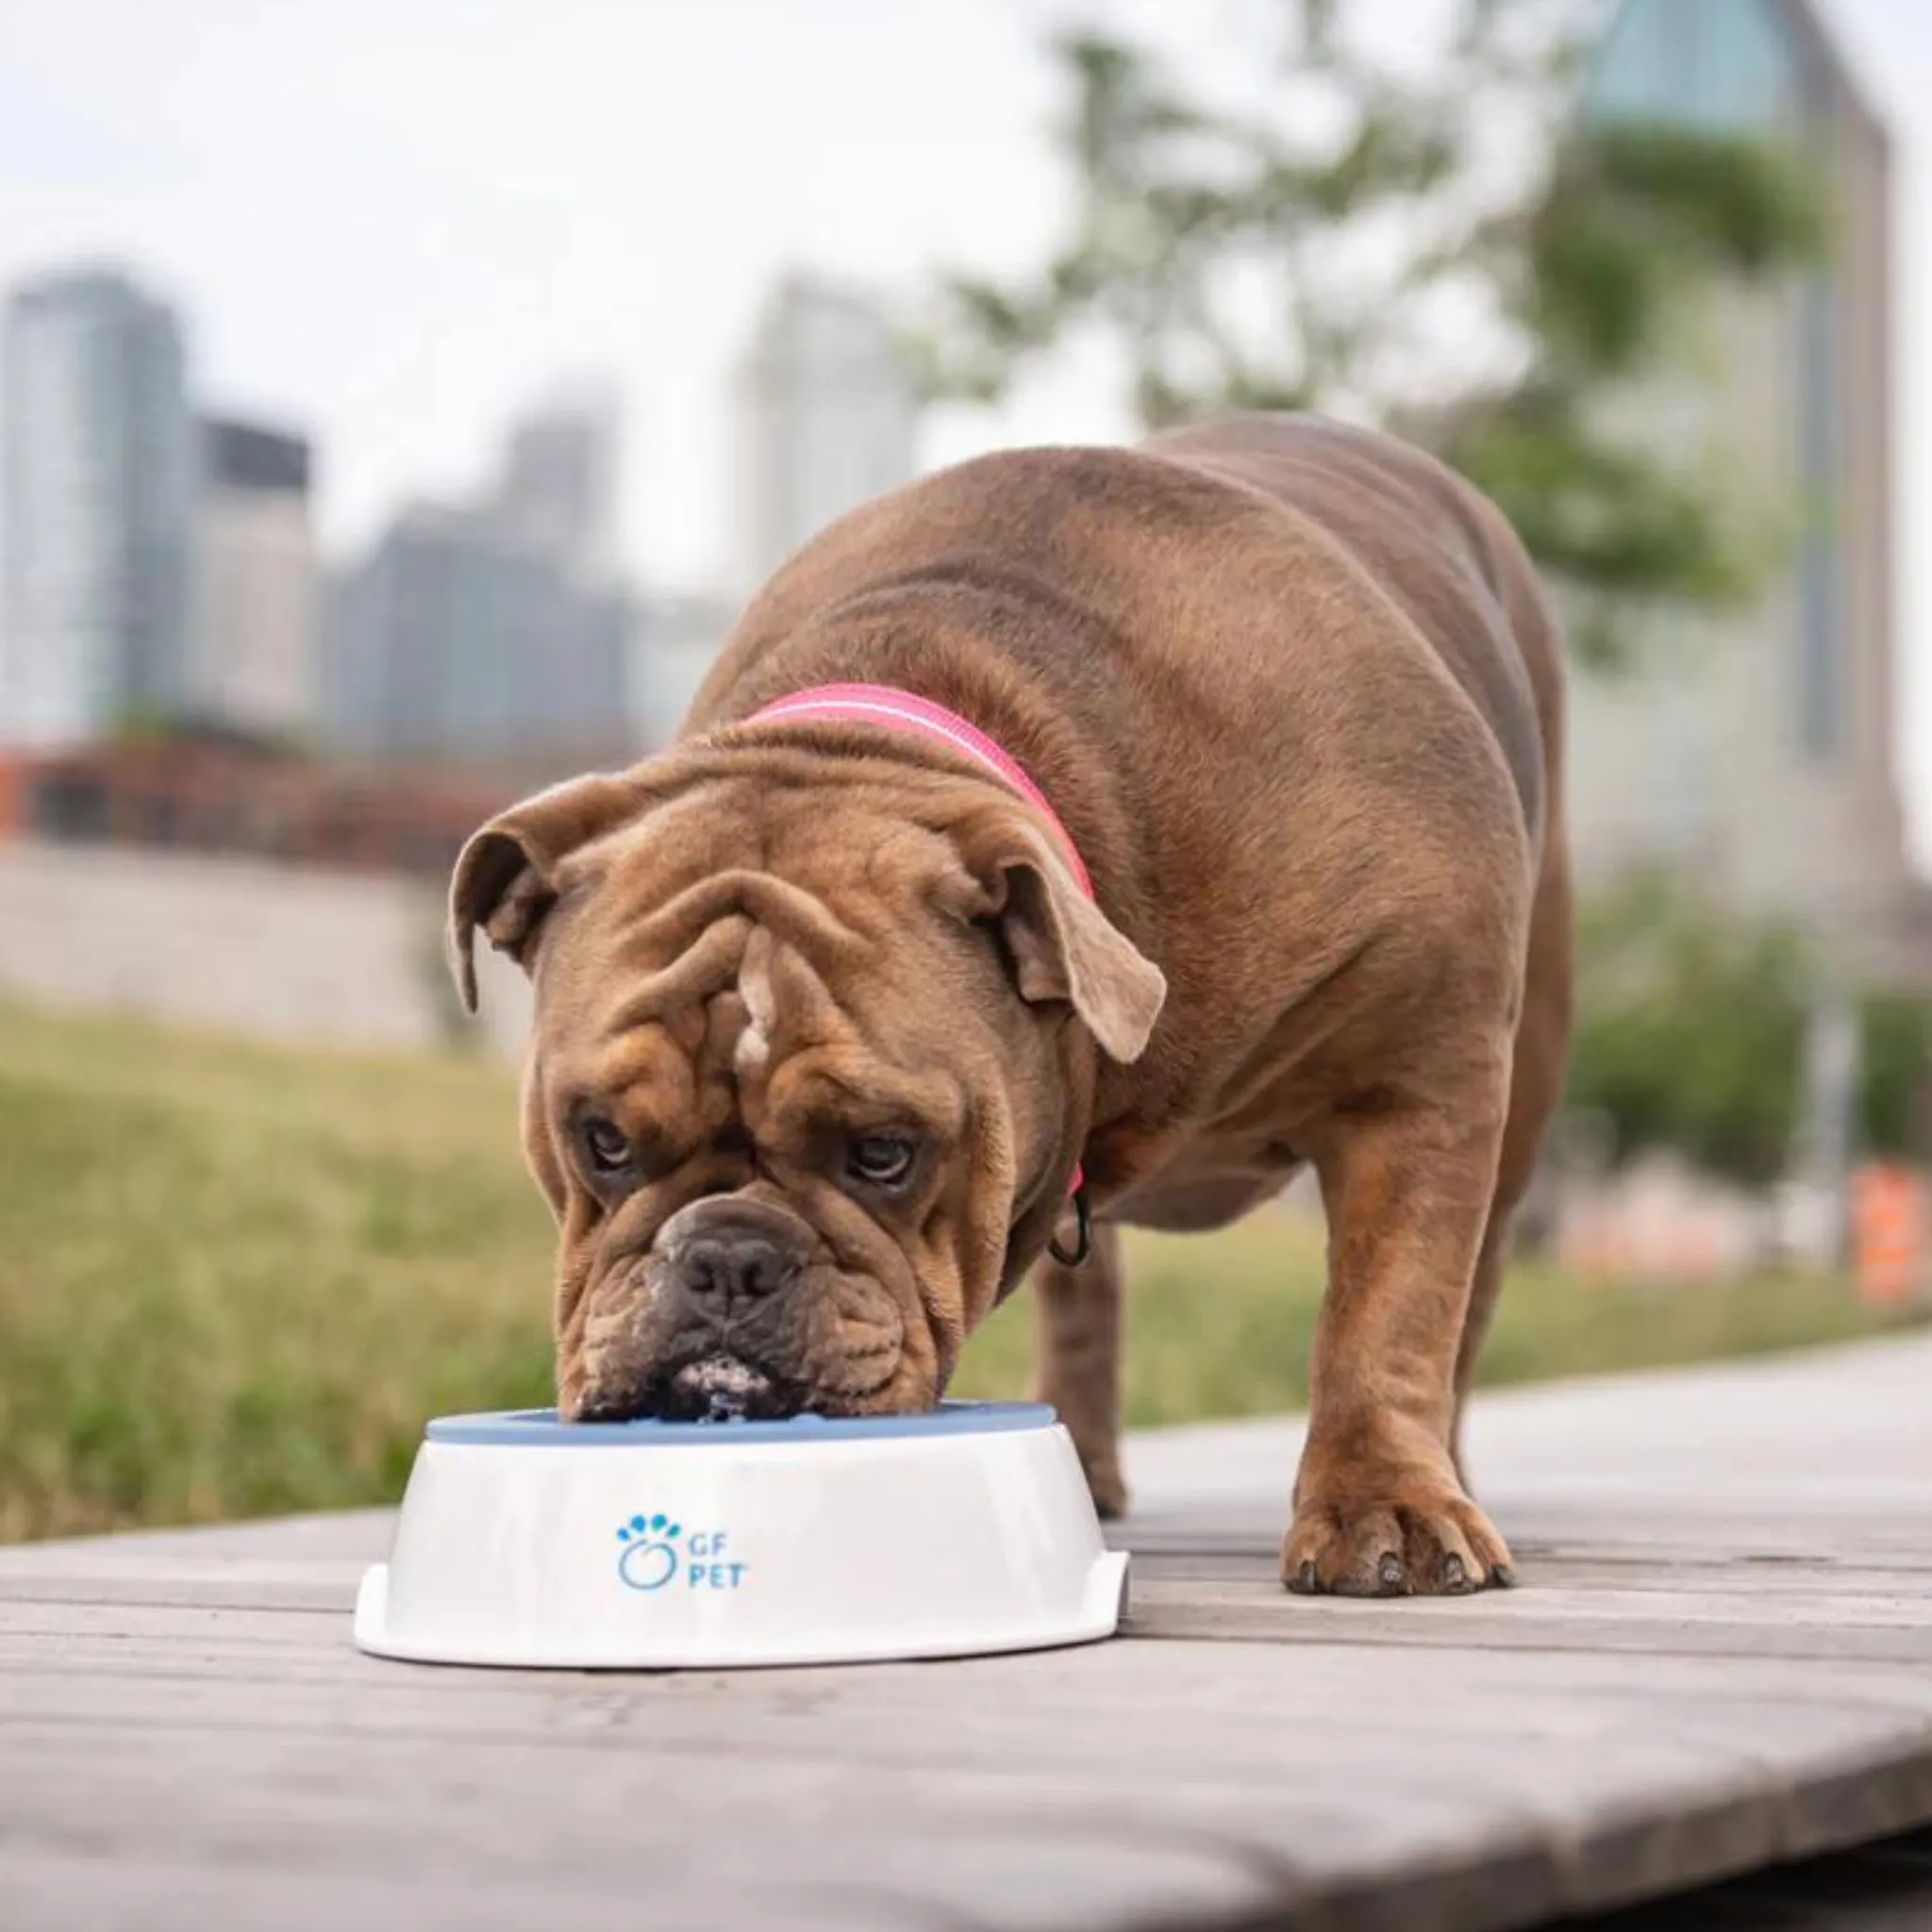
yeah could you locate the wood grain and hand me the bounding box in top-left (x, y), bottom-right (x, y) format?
top-left (4, 1333), bottom-right (1930, 1932)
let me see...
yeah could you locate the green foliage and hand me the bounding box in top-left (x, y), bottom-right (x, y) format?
top-left (107, 705), bottom-right (184, 746)
top-left (1858, 995), bottom-right (1932, 1158)
top-left (1566, 874), bottom-right (1932, 1185)
top-left (913, 0), bottom-right (1825, 665)
top-left (1567, 873), bottom-right (1811, 1184)
top-left (108, 709), bottom-right (314, 760)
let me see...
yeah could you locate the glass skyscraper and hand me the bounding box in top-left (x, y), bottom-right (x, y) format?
top-left (1, 266), bottom-right (195, 748)
top-left (729, 273), bottom-right (918, 596)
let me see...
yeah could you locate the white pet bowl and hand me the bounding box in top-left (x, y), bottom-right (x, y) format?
top-left (353, 1401), bottom-right (1129, 1670)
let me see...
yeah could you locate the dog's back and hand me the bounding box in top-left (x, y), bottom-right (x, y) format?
top-left (1141, 413), bottom-right (1563, 866)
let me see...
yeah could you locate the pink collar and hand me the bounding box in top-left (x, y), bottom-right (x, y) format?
top-left (743, 680), bottom-right (1091, 1210)
top-left (743, 682), bottom-right (1093, 898)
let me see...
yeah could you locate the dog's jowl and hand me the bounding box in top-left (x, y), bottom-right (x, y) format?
top-left (449, 412), bottom-right (1572, 1599)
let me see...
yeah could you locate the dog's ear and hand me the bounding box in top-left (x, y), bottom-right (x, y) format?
top-left (447, 774), bottom-right (641, 1013)
top-left (945, 808), bottom-right (1166, 1064)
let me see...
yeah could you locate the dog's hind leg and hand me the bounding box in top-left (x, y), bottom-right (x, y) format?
top-left (1451, 1211), bottom-right (1512, 1491)
top-left (1030, 1224), bottom-right (1127, 1518)
top-left (1454, 834), bottom-right (1574, 1484)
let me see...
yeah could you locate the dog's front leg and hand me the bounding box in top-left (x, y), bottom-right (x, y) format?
top-left (1286, 1068), bottom-right (1514, 1596)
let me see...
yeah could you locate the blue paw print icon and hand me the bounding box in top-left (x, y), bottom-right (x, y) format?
top-left (616, 1512), bottom-right (682, 1591)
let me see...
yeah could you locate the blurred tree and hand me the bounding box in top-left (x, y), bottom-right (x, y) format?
top-left (913, 0), bottom-right (1824, 665)
top-left (1567, 871), bottom-right (1809, 1185)
top-left (110, 709), bottom-right (312, 761)
top-left (1857, 994), bottom-right (1932, 1162)
top-left (1566, 873), bottom-right (1932, 1185)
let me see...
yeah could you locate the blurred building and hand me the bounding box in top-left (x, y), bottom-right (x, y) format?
top-left (323, 503), bottom-right (637, 768)
top-left (192, 415), bottom-right (318, 738)
top-left (1568, 0), bottom-right (1929, 984)
top-left (635, 591), bottom-right (739, 749)
top-left (323, 396), bottom-right (638, 771)
top-left (730, 271), bottom-right (918, 593)
top-left (323, 508), bottom-right (637, 771)
top-left (0, 266), bottom-right (195, 748)
top-left (491, 385), bottom-right (621, 575)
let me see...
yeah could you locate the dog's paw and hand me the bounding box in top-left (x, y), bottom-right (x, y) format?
top-left (1045, 1407), bottom-right (1128, 1518)
top-left (1083, 1457), bottom-right (1129, 1523)
top-left (1282, 1474), bottom-right (1513, 1598)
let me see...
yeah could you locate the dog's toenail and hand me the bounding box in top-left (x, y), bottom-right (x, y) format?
top-left (1293, 1560), bottom-right (1321, 1593)
top-left (1377, 1553), bottom-right (1404, 1592)
top-left (1492, 1563), bottom-right (1516, 1589)
top-left (1443, 1555), bottom-right (1467, 1589)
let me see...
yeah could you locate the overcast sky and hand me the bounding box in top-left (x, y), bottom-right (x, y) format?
top-left (2, 0), bottom-right (1928, 851)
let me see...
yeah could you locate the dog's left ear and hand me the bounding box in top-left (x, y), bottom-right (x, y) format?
top-left (447, 773), bottom-right (642, 1013)
top-left (946, 808), bottom-right (1166, 1064)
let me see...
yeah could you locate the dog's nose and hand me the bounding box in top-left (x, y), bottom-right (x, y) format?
top-left (676, 1232), bottom-right (798, 1311)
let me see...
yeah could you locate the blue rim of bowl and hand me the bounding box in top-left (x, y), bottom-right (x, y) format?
top-left (425, 1400), bottom-right (1060, 1446)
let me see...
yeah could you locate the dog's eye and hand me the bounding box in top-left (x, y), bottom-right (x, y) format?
top-left (847, 1135), bottom-right (916, 1190)
top-left (579, 1117), bottom-right (633, 1177)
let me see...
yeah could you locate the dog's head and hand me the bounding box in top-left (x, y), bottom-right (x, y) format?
top-left (449, 750), bottom-right (1164, 1421)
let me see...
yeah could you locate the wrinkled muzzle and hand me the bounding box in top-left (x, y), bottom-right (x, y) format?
top-left (572, 1194), bottom-right (912, 1423)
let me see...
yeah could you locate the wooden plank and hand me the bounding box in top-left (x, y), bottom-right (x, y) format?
top-left (0, 1709), bottom-right (1798, 1927)
top-left (6, 1632), bottom-right (1932, 1909)
top-left (10, 1564), bottom-right (1932, 1665)
top-left (0, 1844), bottom-right (1099, 1932)
top-left (3, 1334), bottom-right (1931, 1932)
top-left (1126, 1505), bottom-right (1932, 1565)
top-left (1122, 1580), bottom-right (1932, 1663)
top-left (0, 1602), bottom-right (348, 1644)
top-left (1570, 1826), bottom-right (1932, 1931)
top-left (0, 1507), bottom-right (394, 1571)
top-left (2, 1694), bottom-right (1925, 1932)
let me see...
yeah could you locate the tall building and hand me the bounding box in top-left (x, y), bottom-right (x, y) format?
top-left (324, 504), bottom-right (637, 768)
top-left (635, 591), bottom-right (739, 749)
top-left (729, 272), bottom-right (918, 593)
top-left (326, 506), bottom-right (633, 769)
top-left (324, 383), bottom-right (638, 770)
top-left (1567, 0), bottom-right (1927, 982)
top-left (192, 416), bottom-right (318, 738)
top-left (1, 266), bottom-right (194, 748)
top-left (492, 386), bottom-right (620, 575)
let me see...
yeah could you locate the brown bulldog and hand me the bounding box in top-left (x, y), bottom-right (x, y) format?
top-left (449, 412), bottom-right (1572, 1598)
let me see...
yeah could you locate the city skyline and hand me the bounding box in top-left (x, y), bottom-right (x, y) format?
top-left (0, 0), bottom-right (1090, 593)
top-left (3, 0), bottom-right (1930, 847)
top-left (0, 254), bottom-right (924, 760)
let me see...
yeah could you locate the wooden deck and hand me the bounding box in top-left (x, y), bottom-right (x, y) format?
top-left (5, 1331), bottom-right (1930, 1932)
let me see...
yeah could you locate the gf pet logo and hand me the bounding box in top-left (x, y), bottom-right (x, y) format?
top-left (615, 1512), bottom-right (750, 1592)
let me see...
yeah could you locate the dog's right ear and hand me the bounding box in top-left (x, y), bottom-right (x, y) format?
top-left (447, 774), bottom-right (641, 1013)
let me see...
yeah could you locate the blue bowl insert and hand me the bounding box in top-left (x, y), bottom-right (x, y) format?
top-left (425, 1400), bottom-right (1059, 1448)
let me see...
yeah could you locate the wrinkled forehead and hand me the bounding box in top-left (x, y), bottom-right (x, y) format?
top-left (543, 850), bottom-right (856, 1037)
top-left (533, 837), bottom-right (972, 1130)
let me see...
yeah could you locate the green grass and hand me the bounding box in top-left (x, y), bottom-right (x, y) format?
top-left (0, 1001), bottom-right (1918, 1542)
